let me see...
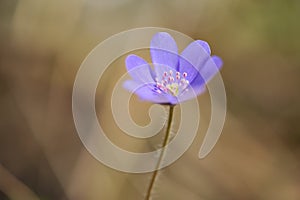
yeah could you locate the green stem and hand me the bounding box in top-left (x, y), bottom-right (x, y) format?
top-left (145, 105), bottom-right (175, 200)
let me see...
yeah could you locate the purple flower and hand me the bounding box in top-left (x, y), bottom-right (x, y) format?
top-left (123, 32), bottom-right (223, 105)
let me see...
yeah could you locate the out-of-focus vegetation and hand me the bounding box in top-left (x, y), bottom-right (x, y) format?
top-left (0, 0), bottom-right (299, 199)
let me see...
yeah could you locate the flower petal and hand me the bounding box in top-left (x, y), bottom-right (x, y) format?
top-left (199, 55), bottom-right (223, 83)
top-left (150, 32), bottom-right (179, 77)
top-left (136, 88), bottom-right (173, 103)
top-left (189, 71), bottom-right (205, 87)
top-left (179, 40), bottom-right (211, 82)
top-left (123, 80), bottom-right (172, 104)
top-left (197, 40), bottom-right (211, 55)
top-left (211, 55), bottom-right (223, 69)
top-left (123, 80), bottom-right (141, 92)
top-left (126, 54), bottom-right (155, 83)
top-left (177, 84), bottom-right (206, 103)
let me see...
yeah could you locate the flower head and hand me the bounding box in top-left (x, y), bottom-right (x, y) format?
top-left (123, 32), bottom-right (223, 105)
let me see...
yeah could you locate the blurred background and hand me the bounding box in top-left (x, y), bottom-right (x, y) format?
top-left (0, 0), bottom-right (300, 199)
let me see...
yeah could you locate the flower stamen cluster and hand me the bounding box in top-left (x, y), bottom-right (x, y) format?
top-left (154, 70), bottom-right (189, 96)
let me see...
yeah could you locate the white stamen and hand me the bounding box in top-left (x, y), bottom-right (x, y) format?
top-left (154, 70), bottom-right (190, 96)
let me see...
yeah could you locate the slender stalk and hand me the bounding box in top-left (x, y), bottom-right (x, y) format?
top-left (145, 105), bottom-right (175, 200)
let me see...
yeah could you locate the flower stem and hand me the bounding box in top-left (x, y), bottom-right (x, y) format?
top-left (145, 105), bottom-right (175, 200)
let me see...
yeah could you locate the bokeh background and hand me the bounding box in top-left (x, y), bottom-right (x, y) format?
top-left (1, 0), bottom-right (300, 199)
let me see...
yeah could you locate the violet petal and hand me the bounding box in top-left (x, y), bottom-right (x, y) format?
top-left (199, 55), bottom-right (223, 83)
top-left (177, 85), bottom-right (206, 103)
top-left (123, 80), bottom-right (171, 103)
top-left (126, 54), bottom-right (155, 84)
top-left (150, 32), bottom-right (179, 79)
top-left (179, 40), bottom-right (211, 82)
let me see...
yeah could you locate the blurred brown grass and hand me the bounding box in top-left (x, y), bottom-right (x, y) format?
top-left (0, 0), bottom-right (300, 199)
